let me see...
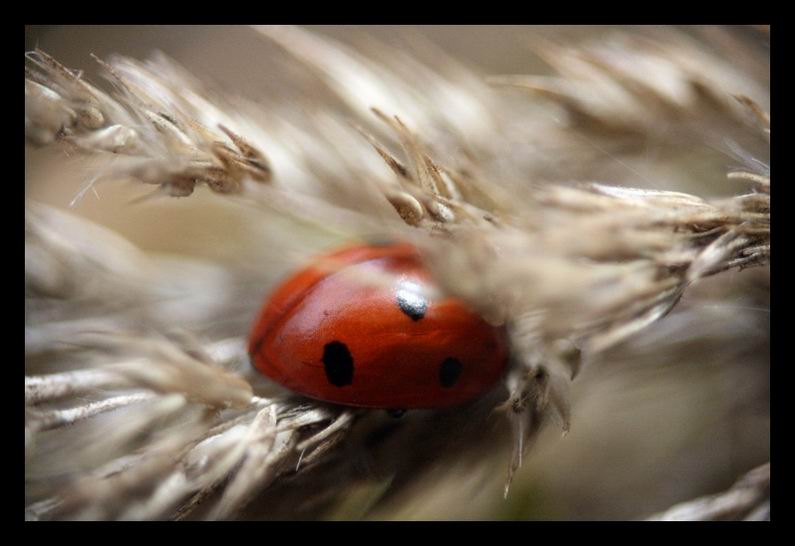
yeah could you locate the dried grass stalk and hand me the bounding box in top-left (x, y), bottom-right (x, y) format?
top-left (646, 463), bottom-right (770, 521)
top-left (25, 26), bottom-right (769, 520)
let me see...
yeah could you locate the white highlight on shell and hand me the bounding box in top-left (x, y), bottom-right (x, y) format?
top-left (395, 279), bottom-right (429, 319)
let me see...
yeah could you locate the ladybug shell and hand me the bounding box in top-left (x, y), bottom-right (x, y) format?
top-left (248, 243), bottom-right (508, 409)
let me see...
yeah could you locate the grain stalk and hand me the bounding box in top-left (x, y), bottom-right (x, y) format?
top-left (25, 26), bottom-right (769, 520)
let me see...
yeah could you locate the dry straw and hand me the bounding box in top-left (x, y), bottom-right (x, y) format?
top-left (25, 26), bottom-right (769, 520)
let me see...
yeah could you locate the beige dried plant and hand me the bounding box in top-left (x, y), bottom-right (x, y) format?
top-left (25, 25), bottom-right (769, 520)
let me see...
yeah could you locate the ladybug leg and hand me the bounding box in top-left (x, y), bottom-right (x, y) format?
top-left (385, 409), bottom-right (406, 419)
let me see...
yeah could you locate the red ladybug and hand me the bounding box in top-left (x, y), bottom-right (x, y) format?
top-left (248, 242), bottom-right (508, 409)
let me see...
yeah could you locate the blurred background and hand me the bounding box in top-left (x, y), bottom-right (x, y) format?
top-left (24, 25), bottom-right (769, 520)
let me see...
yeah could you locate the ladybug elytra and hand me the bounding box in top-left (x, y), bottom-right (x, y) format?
top-left (248, 242), bottom-right (508, 409)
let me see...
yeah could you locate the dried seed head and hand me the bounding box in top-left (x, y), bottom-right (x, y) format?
top-left (25, 26), bottom-right (768, 520)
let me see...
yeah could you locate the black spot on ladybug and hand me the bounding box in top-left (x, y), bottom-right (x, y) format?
top-left (439, 357), bottom-right (463, 388)
top-left (396, 280), bottom-right (428, 321)
top-left (322, 341), bottom-right (354, 387)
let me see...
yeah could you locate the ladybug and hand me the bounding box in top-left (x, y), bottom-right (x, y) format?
top-left (248, 242), bottom-right (509, 409)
